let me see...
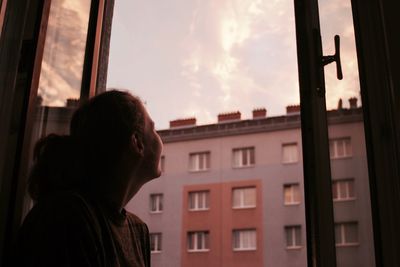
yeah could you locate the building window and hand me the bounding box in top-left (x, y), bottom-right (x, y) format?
top-left (335, 222), bottom-right (358, 246)
top-left (160, 155), bottom-right (165, 172)
top-left (189, 152), bottom-right (210, 171)
top-left (150, 194), bottom-right (163, 213)
top-left (285, 226), bottom-right (302, 249)
top-left (332, 179), bottom-right (355, 201)
top-left (232, 187), bottom-right (256, 209)
top-left (187, 231), bottom-right (209, 252)
top-left (284, 184), bottom-right (301, 205)
top-left (233, 229), bottom-right (257, 251)
top-left (329, 137), bottom-right (352, 159)
top-left (189, 191), bottom-right (209, 211)
top-left (232, 147), bottom-right (255, 167)
top-left (282, 143), bottom-right (299, 163)
top-left (150, 233), bottom-right (162, 253)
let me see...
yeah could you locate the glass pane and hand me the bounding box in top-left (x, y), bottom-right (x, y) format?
top-left (318, 0), bottom-right (376, 265)
top-left (22, 0), bottom-right (92, 217)
top-left (109, 0), bottom-right (307, 266)
top-left (38, 0), bottom-right (91, 106)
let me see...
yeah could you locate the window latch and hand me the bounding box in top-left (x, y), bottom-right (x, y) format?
top-left (321, 35), bottom-right (343, 80)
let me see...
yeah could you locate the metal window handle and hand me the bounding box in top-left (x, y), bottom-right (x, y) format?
top-left (322, 35), bottom-right (343, 80)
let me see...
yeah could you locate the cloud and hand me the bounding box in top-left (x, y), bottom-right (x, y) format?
top-left (108, 0), bottom-right (361, 128)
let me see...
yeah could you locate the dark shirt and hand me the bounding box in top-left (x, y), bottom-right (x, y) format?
top-left (15, 191), bottom-right (150, 267)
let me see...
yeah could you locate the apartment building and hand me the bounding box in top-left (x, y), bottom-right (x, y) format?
top-left (126, 100), bottom-right (374, 267)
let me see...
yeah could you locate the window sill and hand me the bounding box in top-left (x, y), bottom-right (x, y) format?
top-left (232, 206), bottom-right (256, 210)
top-left (232, 165), bottom-right (255, 169)
top-left (189, 208), bottom-right (210, 212)
top-left (286, 246), bottom-right (302, 250)
top-left (233, 248), bottom-right (257, 252)
top-left (333, 198), bottom-right (356, 202)
top-left (189, 169), bottom-right (210, 173)
top-left (330, 156), bottom-right (353, 160)
top-left (336, 243), bottom-right (359, 247)
top-left (149, 211), bottom-right (163, 214)
top-left (281, 161), bottom-right (299, 165)
top-left (284, 202), bottom-right (301, 206)
top-left (187, 249), bottom-right (210, 253)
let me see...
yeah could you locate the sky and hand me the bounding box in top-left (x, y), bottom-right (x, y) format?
top-left (105, 0), bottom-right (360, 130)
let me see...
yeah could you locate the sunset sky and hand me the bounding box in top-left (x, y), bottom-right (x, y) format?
top-left (107, 0), bottom-right (360, 130)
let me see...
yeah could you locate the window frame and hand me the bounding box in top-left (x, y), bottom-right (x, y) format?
top-left (232, 229), bottom-right (257, 251)
top-left (232, 187), bottom-right (257, 209)
top-left (283, 183), bottom-right (301, 205)
top-left (335, 222), bottom-right (359, 247)
top-left (188, 190), bottom-right (210, 211)
top-left (150, 193), bottom-right (163, 213)
top-left (187, 231), bottom-right (210, 252)
top-left (281, 143), bottom-right (300, 164)
top-left (232, 147), bottom-right (255, 168)
top-left (329, 137), bottom-right (352, 159)
top-left (150, 233), bottom-right (162, 253)
top-left (188, 151), bottom-right (211, 172)
top-left (285, 225), bottom-right (302, 249)
top-left (332, 179), bottom-right (356, 202)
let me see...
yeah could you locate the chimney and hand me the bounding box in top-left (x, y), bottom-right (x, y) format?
top-left (337, 98), bottom-right (343, 110)
top-left (286, 105), bottom-right (300, 115)
top-left (218, 111), bottom-right (241, 123)
top-left (252, 108), bottom-right (267, 119)
top-left (66, 98), bottom-right (79, 108)
top-left (349, 97), bottom-right (357, 109)
top-left (169, 117), bottom-right (196, 128)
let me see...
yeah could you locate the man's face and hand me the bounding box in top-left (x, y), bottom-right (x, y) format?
top-left (137, 104), bottom-right (163, 181)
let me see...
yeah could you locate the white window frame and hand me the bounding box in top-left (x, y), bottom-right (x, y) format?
top-left (150, 194), bottom-right (163, 213)
top-left (285, 225), bottom-right (302, 249)
top-left (232, 147), bottom-right (255, 168)
top-left (232, 229), bottom-right (257, 251)
top-left (189, 151), bottom-right (210, 172)
top-left (232, 187), bottom-right (256, 209)
top-left (329, 137), bottom-right (352, 159)
top-left (283, 184), bottom-right (301, 205)
top-left (188, 191), bottom-right (209, 211)
top-left (281, 143), bottom-right (299, 164)
top-left (187, 231), bottom-right (209, 252)
top-left (332, 179), bottom-right (355, 201)
top-left (335, 222), bottom-right (359, 247)
top-left (150, 233), bottom-right (162, 253)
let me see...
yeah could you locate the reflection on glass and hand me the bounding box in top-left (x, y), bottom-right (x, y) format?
top-left (109, 1), bottom-right (307, 267)
top-left (22, 0), bottom-right (92, 217)
top-left (318, 0), bottom-right (376, 266)
top-left (37, 0), bottom-right (91, 107)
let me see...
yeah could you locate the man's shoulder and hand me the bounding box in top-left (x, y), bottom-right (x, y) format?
top-left (125, 210), bottom-right (148, 227)
top-left (24, 191), bottom-right (97, 227)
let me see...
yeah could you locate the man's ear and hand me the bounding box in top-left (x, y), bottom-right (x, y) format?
top-left (131, 133), bottom-right (144, 156)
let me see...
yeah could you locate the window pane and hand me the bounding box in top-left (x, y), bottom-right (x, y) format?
top-left (38, 0), bottom-right (91, 106)
top-left (332, 181), bottom-right (338, 199)
top-left (295, 227), bottom-right (301, 246)
top-left (284, 186), bottom-right (292, 204)
top-left (243, 188), bottom-right (256, 207)
top-left (110, 0), bottom-right (307, 265)
top-left (286, 228), bottom-right (293, 247)
top-left (249, 148), bottom-right (255, 165)
top-left (243, 149), bottom-right (248, 166)
top-left (344, 223), bottom-right (358, 243)
top-left (319, 0), bottom-right (375, 263)
top-left (232, 189), bottom-right (241, 207)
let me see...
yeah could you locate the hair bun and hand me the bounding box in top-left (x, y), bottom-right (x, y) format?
top-left (29, 134), bottom-right (77, 201)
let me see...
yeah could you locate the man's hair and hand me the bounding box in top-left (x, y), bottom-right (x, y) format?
top-left (28, 90), bottom-right (144, 201)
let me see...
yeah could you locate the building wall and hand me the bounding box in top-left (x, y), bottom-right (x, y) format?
top-left (126, 111), bottom-right (374, 267)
